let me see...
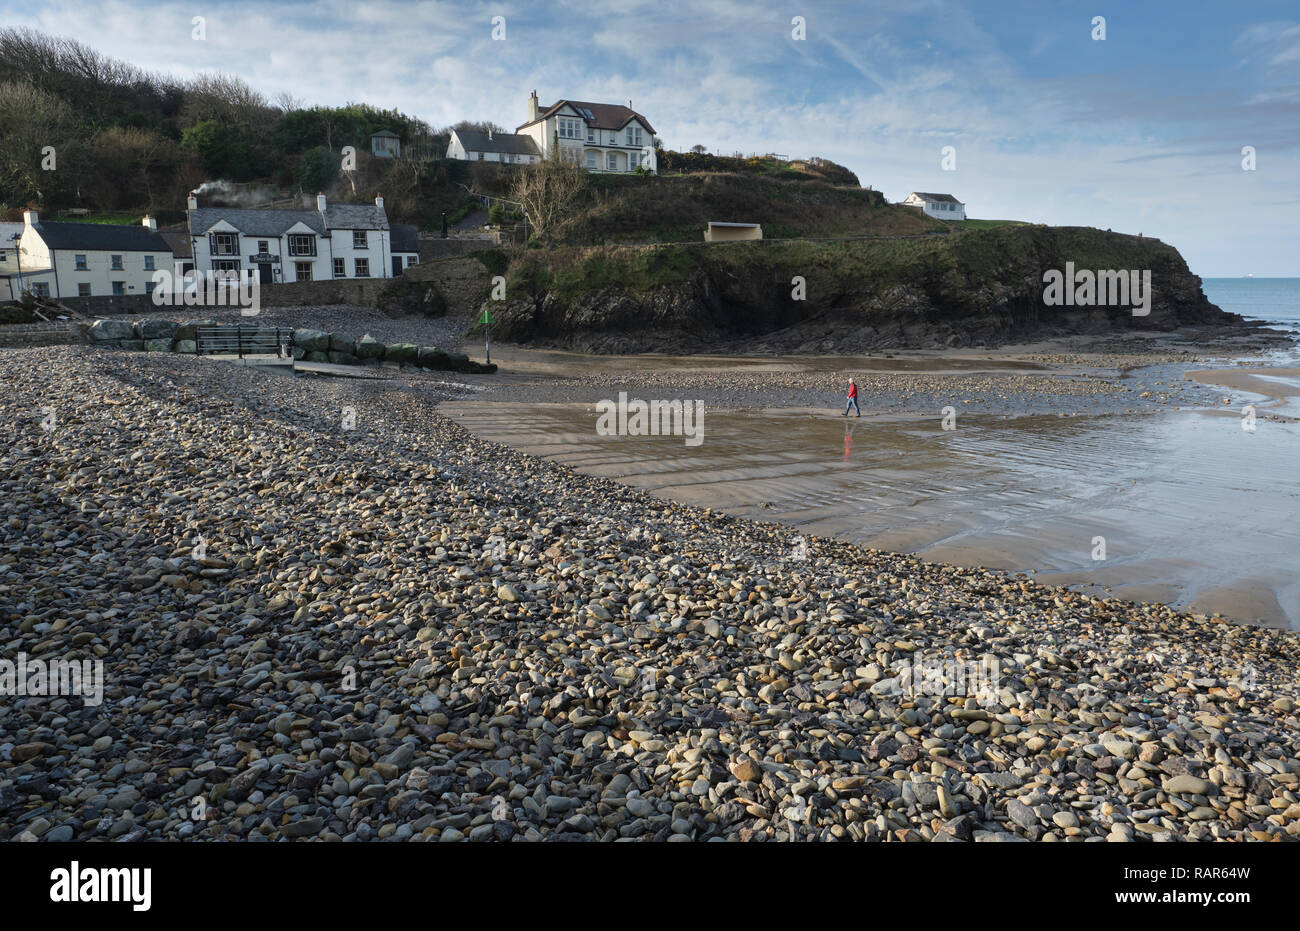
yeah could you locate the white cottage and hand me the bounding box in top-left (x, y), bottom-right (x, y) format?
top-left (11, 212), bottom-right (173, 299)
top-left (447, 129), bottom-right (541, 165)
top-left (516, 92), bottom-right (657, 173)
top-left (187, 193), bottom-right (401, 282)
top-left (902, 192), bottom-right (966, 220)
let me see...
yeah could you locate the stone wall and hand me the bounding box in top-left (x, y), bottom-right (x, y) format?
top-left (260, 278), bottom-right (387, 308)
top-left (50, 294), bottom-right (157, 316)
top-left (417, 238), bottom-right (502, 262)
top-left (403, 257), bottom-right (494, 316)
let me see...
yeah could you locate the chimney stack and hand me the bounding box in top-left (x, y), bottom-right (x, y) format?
top-left (187, 193), bottom-right (197, 210)
top-left (23, 209), bottom-right (38, 228)
top-left (316, 193), bottom-right (327, 214)
top-left (488, 128), bottom-right (493, 141)
top-left (374, 195), bottom-right (384, 209)
top-left (528, 89), bottom-right (539, 121)
top-left (142, 215), bottom-right (157, 231)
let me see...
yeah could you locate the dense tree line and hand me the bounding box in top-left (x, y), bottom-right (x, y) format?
top-left (0, 28), bottom-right (481, 224)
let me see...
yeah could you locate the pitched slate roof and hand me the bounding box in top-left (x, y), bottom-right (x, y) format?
top-left (518, 100), bottom-right (656, 135)
top-left (189, 202), bottom-right (390, 236)
top-left (453, 130), bottom-right (541, 157)
top-left (159, 229), bottom-right (192, 258)
top-left (32, 221), bottom-right (172, 253)
top-left (370, 129), bottom-right (400, 138)
top-left (324, 203), bottom-right (388, 231)
top-left (910, 192), bottom-right (964, 204)
top-left (190, 207), bottom-right (323, 236)
top-left (391, 224), bottom-right (420, 254)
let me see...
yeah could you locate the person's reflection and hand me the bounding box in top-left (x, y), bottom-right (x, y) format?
top-left (843, 419), bottom-right (859, 460)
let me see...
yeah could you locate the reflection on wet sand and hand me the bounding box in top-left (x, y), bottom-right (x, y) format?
top-left (443, 399), bottom-right (1300, 628)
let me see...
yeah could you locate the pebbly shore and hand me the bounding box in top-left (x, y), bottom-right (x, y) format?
top-left (1, 345), bottom-right (1298, 842)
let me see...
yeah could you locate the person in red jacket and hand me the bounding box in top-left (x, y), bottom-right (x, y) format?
top-left (843, 377), bottom-right (861, 417)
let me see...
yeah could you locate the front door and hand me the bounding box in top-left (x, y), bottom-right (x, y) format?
top-left (391, 256), bottom-right (402, 276)
top-left (258, 263), bottom-right (273, 284)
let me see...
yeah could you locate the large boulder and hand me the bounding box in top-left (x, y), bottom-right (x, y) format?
top-left (136, 319), bottom-right (177, 340)
top-left (356, 334), bottom-right (386, 360)
top-left (304, 350), bottom-right (329, 363)
top-left (293, 329), bottom-right (330, 352)
top-left (89, 319), bottom-right (135, 341)
top-left (173, 339), bottom-right (197, 354)
top-left (417, 346), bottom-right (451, 369)
top-left (384, 342), bottom-right (418, 364)
top-left (328, 332), bottom-right (356, 354)
top-left (327, 350), bottom-right (360, 366)
top-left (289, 346), bottom-right (306, 361)
top-left (143, 338), bottom-right (172, 352)
top-left (173, 319), bottom-right (215, 341)
top-left (119, 339), bottom-right (145, 351)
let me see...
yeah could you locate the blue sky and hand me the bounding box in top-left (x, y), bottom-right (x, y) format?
top-left (9, 0), bottom-right (1300, 274)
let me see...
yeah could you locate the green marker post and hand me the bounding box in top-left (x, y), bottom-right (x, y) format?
top-left (480, 307), bottom-right (494, 364)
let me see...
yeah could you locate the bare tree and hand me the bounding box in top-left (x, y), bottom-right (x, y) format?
top-left (509, 153), bottom-right (588, 242)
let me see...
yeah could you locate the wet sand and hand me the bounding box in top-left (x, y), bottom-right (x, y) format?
top-left (441, 346), bottom-right (1300, 629)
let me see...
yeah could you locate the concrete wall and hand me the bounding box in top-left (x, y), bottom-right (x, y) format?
top-left (705, 224), bottom-right (763, 242)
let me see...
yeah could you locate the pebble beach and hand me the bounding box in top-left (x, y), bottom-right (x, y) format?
top-left (2, 345), bottom-right (1298, 843)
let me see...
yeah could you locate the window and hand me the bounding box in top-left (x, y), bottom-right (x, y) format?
top-left (606, 152), bottom-right (618, 171)
top-left (74, 254), bottom-right (87, 270)
top-left (587, 126), bottom-right (595, 143)
top-left (31, 282), bottom-right (50, 297)
top-left (112, 281), bottom-right (125, 295)
top-left (354, 258), bottom-right (369, 277)
top-left (295, 262), bottom-right (312, 282)
top-left (211, 232), bottom-right (237, 255)
top-left (144, 255), bottom-right (155, 270)
top-left (558, 117), bottom-right (584, 139)
top-left (333, 258), bottom-right (346, 278)
top-left (586, 151), bottom-right (597, 169)
top-left (144, 280), bottom-right (156, 296)
top-left (78, 283), bottom-right (91, 297)
top-left (214, 259), bottom-right (241, 273)
top-left (111, 255), bottom-right (123, 270)
top-left (478, 152), bottom-right (485, 160)
top-left (288, 234), bottom-right (316, 256)
top-left (631, 151), bottom-right (641, 169)
top-left (628, 126), bottom-right (643, 147)
top-left (258, 241), bottom-right (269, 253)
top-left (352, 230), bottom-right (367, 249)
top-left (407, 256), bottom-right (418, 267)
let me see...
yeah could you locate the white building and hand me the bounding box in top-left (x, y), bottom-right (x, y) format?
top-left (446, 129), bottom-right (541, 165)
top-left (516, 92), bottom-right (657, 173)
top-left (902, 192), bottom-right (966, 220)
top-left (391, 224), bottom-right (420, 272)
top-left (187, 193), bottom-right (401, 282)
top-left (10, 212), bottom-right (173, 300)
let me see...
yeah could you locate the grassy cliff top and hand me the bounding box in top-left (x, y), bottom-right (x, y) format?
top-left (507, 225), bottom-right (1186, 300)
top-left (555, 171), bottom-right (942, 245)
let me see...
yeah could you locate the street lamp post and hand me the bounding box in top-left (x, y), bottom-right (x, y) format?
top-left (10, 233), bottom-right (22, 299)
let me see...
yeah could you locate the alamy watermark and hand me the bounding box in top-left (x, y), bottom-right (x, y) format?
top-left (150, 269), bottom-right (261, 316)
top-left (877, 653), bottom-right (1001, 706)
top-left (1043, 262), bottom-right (1150, 316)
top-left (595, 391), bottom-right (704, 446)
top-left (1, 653), bottom-right (103, 706)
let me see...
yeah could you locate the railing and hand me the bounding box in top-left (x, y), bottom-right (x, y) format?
top-left (194, 325), bottom-right (294, 359)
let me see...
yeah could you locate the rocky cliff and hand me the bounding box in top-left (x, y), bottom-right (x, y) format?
top-left (485, 226), bottom-right (1250, 353)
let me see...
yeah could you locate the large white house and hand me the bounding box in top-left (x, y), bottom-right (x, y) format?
top-left (516, 92), bottom-right (657, 173)
top-left (902, 192), bottom-right (966, 220)
top-left (9, 212), bottom-right (173, 299)
top-left (187, 193), bottom-right (406, 281)
top-left (447, 129), bottom-right (541, 165)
